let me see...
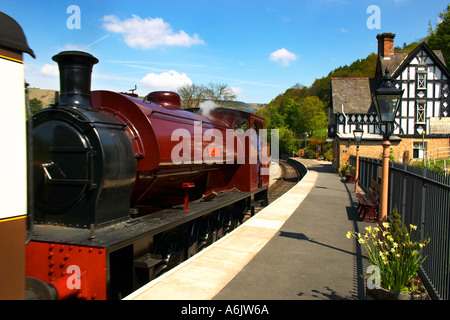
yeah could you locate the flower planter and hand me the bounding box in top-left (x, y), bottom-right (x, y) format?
top-left (366, 286), bottom-right (429, 300)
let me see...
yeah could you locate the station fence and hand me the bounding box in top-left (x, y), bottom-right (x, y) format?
top-left (349, 155), bottom-right (450, 300)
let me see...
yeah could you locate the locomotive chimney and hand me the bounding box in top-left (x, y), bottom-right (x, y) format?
top-left (52, 51), bottom-right (99, 109)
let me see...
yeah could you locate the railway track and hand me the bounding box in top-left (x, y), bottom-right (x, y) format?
top-left (268, 160), bottom-right (300, 202)
top-left (247, 160), bottom-right (300, 217)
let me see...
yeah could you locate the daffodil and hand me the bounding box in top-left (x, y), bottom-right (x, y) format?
top-left (345, 208), bottom-right (430, 294)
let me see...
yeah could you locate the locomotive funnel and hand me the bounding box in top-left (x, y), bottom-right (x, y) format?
top-left (52, 51), bottom-right (99, 109)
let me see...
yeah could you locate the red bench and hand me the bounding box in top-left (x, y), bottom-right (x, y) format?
top-left (356, 181), bottom-right (380, 223)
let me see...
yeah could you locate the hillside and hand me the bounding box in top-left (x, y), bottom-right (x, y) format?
top-left (224, 101), bottom-right (265, 113)
top-left (27, 88), bottom-right (57, 107)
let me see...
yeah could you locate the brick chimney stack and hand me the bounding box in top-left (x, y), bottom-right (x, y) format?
top-left (377, 33), bottom-right (396, 60)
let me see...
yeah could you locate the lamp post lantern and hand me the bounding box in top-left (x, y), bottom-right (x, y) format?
top-left (353, 125), bottom-right (364, 193)
top-left (372, 68), bottom-right (404, 223)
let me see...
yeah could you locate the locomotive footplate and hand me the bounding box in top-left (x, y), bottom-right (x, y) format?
top-left (27, 186), bottom-right (268, 299)
top-left (29, 187), bottom-right (268, 248)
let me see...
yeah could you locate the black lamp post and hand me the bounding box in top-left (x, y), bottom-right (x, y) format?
top-left (353, 125), bottom-right (364, 193)
top-left (353, 125), bottom-right (364, 144)
top-left (373, 68), bottom-right (404, 140)
top-left (372, 68), bottom-right (404, 223)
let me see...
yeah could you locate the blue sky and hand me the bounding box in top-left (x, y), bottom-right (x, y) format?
top-left (2, 0), bottom-right (448, 103)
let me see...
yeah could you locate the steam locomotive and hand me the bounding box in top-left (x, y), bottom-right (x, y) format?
top-left (24, 51), bottom-right (270, 299)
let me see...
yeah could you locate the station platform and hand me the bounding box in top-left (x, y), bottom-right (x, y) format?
top-left (124, 158), bottom-right (371, 300)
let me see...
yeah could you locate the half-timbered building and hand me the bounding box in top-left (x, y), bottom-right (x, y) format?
top-left (329, 33), bottom-right (450, 170)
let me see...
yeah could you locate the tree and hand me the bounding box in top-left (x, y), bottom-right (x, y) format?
top-left (177, 84), bottom-right (209, 109)
top-left (278, 98), bottom-right (299, 129)
top-left (427, 5), bottom-right (450, 67)
top-left (395, 41), bottom-right (422, 51)
top-left (278, 126), bottom-right (298, 155)
top-left (29, 98), bottom-right (43, 115)
top-left (256, 105), bottom-right (285, 130)
top-left (177, 82), bottom-right (237, 109)
top-left (205, 82), bottom-right (237, 107)
top-left (295, 96), bottom-right (327, 136)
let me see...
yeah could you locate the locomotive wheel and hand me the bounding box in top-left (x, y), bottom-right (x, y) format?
top-left (219, 205), bottom-right (239, 237)
top-left (154, 231), bottom-right (186, 276)
top-left (197, 215), bottom-right (217, 252)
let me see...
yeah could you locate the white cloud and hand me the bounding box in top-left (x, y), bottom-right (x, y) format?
top-left (102, 15), bottom-right (205, 49)
top-left (269, 48), bottom-right (297, 66)
top-left (40, 64), bottom-right (59, 77)
top-left (139, 70), bottom-right (192, 91)
top-left (230, 86), bottom-right (243, 97)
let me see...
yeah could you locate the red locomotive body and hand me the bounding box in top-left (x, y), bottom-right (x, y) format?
top-left (90, 90), bottom-right (268, 213)
top-left (25, 51), bottom-right (271, 300)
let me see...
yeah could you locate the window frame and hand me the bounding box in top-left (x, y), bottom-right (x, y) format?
top-left (416, 100), bottom-right (426, 124)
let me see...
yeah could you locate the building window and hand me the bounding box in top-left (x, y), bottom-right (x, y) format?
top-left (413, 141), bottom-right (427, 159)
top-left (417, 70), bottom-right (427, 90)
top-left (416, 101), bottom-right (426, 124)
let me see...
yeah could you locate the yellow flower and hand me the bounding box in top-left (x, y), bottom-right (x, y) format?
top-left (382, 222), bottom-right (390, 229)
top-left (346, 231), bottom-right (352, 239)
top-left (410, 224), bottom-right (417, 231)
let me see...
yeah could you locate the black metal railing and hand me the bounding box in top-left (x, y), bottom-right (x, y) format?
top-left (349, 155), bottom-right (450, 300)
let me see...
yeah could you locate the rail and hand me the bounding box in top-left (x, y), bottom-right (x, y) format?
top-left (252, 159), bottom-right (303, 215)
top-left (349, 155), bottom-right (450, 300)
